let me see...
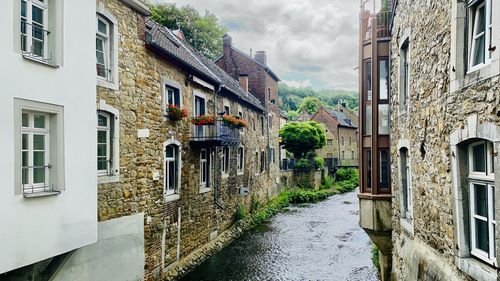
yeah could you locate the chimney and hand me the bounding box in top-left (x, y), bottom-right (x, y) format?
top-left (239, 74), bottom-right (249, 92)
top-left (172, 29), bottom-right (186, 41)
top-left (223, 33), bottom-right (232, 50)
top-left (254, 51), bottom-right (267, 65)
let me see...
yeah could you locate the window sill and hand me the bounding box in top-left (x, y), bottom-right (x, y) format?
top-left (237, 171), bottom-right (244, 176)
top-left (97, 77), bottom-right (119, 91)
top-left (22, 54), bottom-right (59, 68)
top-left (23, 191), bottom-right (61, 198)
top-left (165, 194), bottom-right (180, 202)
top-left (456, 257), bottom-right (497, 281)
top-left (199, 187), bottom-right (211, 194)
top-left (221, 174), bottom-right (229, 179)
top-left (98, 174), bottom-right (120, 184)
top-left (400, 217), bottom-right (414, 235)
top-left (451, 61), bottom-right (500, 92)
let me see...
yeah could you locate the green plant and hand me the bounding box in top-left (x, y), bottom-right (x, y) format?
top-left (279, 121), bottom-right (326, 158)
top-left (234, 204), bottom-right (247, 221)
top-left (167, 104), bottom-right (188, 121)
top-left (322, 176), bottom-right (335, 189)
top-left (294, 158), bottom-right (313, 171)
top-left (250, 195), bottom-right (261, 213)
top-left (191, 115), bottom-right (216, 125)
top-left (371, 243), bottom-right (380, 272)
top-left (314, 157), bottom-right (324, 170)
top-left (333, 168), bottom-right (359, 193)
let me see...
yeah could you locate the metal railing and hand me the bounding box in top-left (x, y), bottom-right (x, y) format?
top-left (21, 21), bottom-right (51, 61)
top-left (190, 120), bottom-right (240, 146)
top-left (22, 164), bottom-right (55, 195)
top-left (361, 11), bottom-right (391, 43)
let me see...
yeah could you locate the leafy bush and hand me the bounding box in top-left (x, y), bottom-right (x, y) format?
top-left (322, 176), bottom-right (335, 189)
top-left (334, 168), bottom-right (359, 193)
top-left (336, 168), bottom-right (357, 181)
top-left (371, 243), bottom-right (380, 272)
top-left (314, 157), bottom-right (324, 169)
top-left (294, 158), bottom-right (313, 171)
top-left (250, 195), bottom-right (261, 213)
top-left (279, 121), bottom-right (326, 158)
top-left (234, 204), bottom-right (247, 221)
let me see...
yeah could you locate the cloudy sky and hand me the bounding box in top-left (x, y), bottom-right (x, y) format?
top-left (152, 0), bottom-right (359, 90)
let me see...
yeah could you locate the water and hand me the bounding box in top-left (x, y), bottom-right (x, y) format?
top-left (181, 189), bottom-right (378, 281)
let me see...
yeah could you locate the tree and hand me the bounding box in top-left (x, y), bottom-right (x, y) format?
top-left (279, 121), bottom-right (326, 158)
top-left (298, 96), bottom-right (323, 115)
top-left (150, 3), bottom-right (228, 59)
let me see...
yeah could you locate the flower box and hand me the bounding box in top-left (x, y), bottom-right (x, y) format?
top-left (191, 115), bottom-right (216, 126)
top-left (166, 104), bottom-right (188, 121)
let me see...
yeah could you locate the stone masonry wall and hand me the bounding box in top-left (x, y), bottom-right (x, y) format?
top-left (96, 1), bottom-right (283, 280)
top-left (390, 0), bottom-right (500, 280)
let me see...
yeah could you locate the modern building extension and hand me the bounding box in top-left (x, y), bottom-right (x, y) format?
top-left (358, 0), bottom-right (393, 279)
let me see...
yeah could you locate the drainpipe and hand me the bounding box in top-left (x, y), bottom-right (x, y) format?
top-left (214, 84), bottom-right (225, 210)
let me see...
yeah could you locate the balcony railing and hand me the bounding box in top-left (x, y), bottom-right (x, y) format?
top-left (22, 164), bottom-right (59, 197)
top-left (190, 120), bottom-right (240, 147)
top-left (21, 21), bottom-right (52, 62)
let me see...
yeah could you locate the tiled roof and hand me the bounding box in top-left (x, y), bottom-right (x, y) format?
top-left (146, 19), bottom-right (264, 111)
top-left (327, 109), bottom-right (357, 128)
top-left (215, 48), bottom-right (281, 82)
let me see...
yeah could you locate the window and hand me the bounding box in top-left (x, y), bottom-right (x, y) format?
top-left (165, 85), bottom-right (180, 109)
top-left (327, 139), bottom-right (333, 146)
top-left (97, 112), bottom-right (111, 175)
top-left (467, 140), bottom-right (495, 265)
top-left (15, 99), bottom-right (64, 196)
top-left (341, 136), bottom-right (344, 146)
top-left (96, 15), bottom-right (111, 79)
top-left (260, 116), bottom-right (265, 134)
top-left (222, 146), bottom-right (230, 175)
top-left (399, 40), bottom-right (410, 114)
top-left (342, 151), bottom-right (345, 159)
top-left (194, 94), bottom-right (206, 138)
top-left (200, 149), bottom-right (210, 189)
top-left (378, 104), bottom-right (390, 135)
top-left (364, 60), bottom-right (372, 101)
top-left (224, 105), bottom-right (230, 115)
top-left (364, 105), bottom-right (372, 135)
top-left (255, 152), bottom-right (259, 173)
top-left (260, 150), bottom-right (265, 172)
top-left (351, 151), bottom-right (355, 159)
top-left (21, 111), bottom-right (50, 194)
top-left (468, 0), bottom-right (492, 70)
top-left (21, 0), bottom-right (48, 58)
top-left (363, 148), bottom-right (372, 191)
top-left (349, 137), bottom-right (352, 146)
top-left (164, 144), bottom-right (180, 196)
top-left (379, 149), bottom-right (390, 191)
top-left (399, 147), bottom-right (412, 219)
top-left (379, 58), bottom-right (389, 100)
top-left (237, 147), bottom-right (244, 174)
top-left (269, 115), bottom-right (273, 129)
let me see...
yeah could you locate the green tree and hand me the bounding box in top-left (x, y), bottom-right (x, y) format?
top-left (298, 96), bottom-right (323, 115)
top-left (279, 121), bottom-right (326, 158)
top-left (150, 3), bottom-right (228, 59)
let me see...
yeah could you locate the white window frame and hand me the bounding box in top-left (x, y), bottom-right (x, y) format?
top-left (469, 181), bottom-right (496, 265)
top-left (162, 78), bottom-right (182, 114)
top-left (20, 0), bottom-right (49, 59)
top-left (14, 98), bottom-right (65, 197)
top-left (97, 111), bottom-right (111, 176)
top-left (96, 4), bottom-right (119, 90)
top-left (222, 146), bottom-right (230, 177)
top-left (399, 37), bottom-right (410, 115)
top-left (164, 139), bottom-right (182, 201)
top-left (467, 0), bottom-right (492, 72)
top-left (237, 146), bottom-right (245, 175)
top-left (200, 148), bottom-right (210, 192)
top-left (97, 100), bottom-right (120, 184)
top-left (96, 15), bottom-right (110, 80)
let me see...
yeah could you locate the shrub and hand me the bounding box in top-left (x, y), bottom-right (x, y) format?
top-left (250, 195), bottom-right (261, 213)
top-left (294, 158), bottom-right (313, 171)
top-left (322, 176), bottom-right (335, 189)
top-left (334, 168), bottom-right (359, 193)
top-left (371, 243), bottom-right (380, 272)
top-left (314, 157), bottom-right (324, 170)
top-left (234, 204), bottom-right (247, 221)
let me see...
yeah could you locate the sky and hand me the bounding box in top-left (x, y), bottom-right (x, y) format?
top-left (151, 0), bottom-right (360, 91)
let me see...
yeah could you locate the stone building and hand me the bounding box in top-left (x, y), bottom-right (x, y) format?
top-left (389, 0), bottom-right (500, 280)
top-left (310, 107), bottom-right (359, 170)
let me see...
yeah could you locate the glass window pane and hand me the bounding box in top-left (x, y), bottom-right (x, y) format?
top-left (472, 142), bottom-right (486, 172)
top-left (96, 38), bottom-right (104, 53)
top-left (379, 59), bottom-right (389, 100)
top-left (33, 167), bottom-right (45, 184)
top-left (21, 0), bottom-right (27, 17)
top-left (98, 114), bottom-right (108, 127)
top-left (473, 35), bottom-right (485, 66)
top-left (97, 143), bottom-right (107, 157)
top-left (22, 134), bottom-right (28, 150)
top-left (365, 60), bottom-right (372, 101)
top-left (201, 150), bottom-right (206, 160)
top-left (168, 161), bottom-right (175, 191)
top-left (32, 39), bottom-right (44, 56)
top-left (380, 150), bottom-right (389, 190)
top-left (475, 218), bottom-right (489, 252)
top-left (97, 158), bottom-right (108, 170)
top-left (490, 142), bottom-right (494, 174)
top-left (33, 134), bottom-right (45, 150)
top-left (32, 6), bottom-right (44, 25)
top-left (98, 19), bottom-right (108, 35)
top-left (33, 151), bottom-right (44, 166)
top-left (378, 104), bottom-right (389, 135)
top-left (166, 145), bottom-right (174, 158)
top-left (34, 114), bottom-right (45, 128)
top-left (474, 183), bottom-right (488, 217)
top-left (364, 105), bottom-right (372, 135)
top-left (22, 113), bottom-right (28, 127)
top-left (97, 130), bottom-right (107, 144)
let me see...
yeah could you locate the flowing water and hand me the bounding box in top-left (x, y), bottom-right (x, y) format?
top-left (181, 189), bottom-right (378, 281)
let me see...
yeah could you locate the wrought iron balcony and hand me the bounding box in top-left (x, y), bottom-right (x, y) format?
top-left (190, 120), bottom-right (240, 147)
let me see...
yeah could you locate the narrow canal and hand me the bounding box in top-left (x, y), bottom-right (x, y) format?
top-left (181, 189), bottom-right (378, 281)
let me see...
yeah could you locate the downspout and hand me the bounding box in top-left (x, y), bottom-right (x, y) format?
top-left (265, 69), bottom-right (271, 178)
top-left (214, 84), bottom-right (225, 210)
top-left (337, 126), bottom-right (341, 166)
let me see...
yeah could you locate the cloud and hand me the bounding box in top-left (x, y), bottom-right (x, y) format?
top-left (151, 0), bottom-right (359, 90)
top-left (282, 79), bottom-right (313, 88)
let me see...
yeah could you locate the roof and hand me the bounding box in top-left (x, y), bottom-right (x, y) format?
top-left (326, 109), bottom-right (357, 128)
top-left (146, 19), bottom-right (221, 84)
top-left (145, 19), bottom-right (264, 111)
top-left (215, 48), bottom-right (281, 82)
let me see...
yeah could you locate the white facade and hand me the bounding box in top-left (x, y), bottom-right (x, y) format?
top-left (0, 0), bottom-right (97, 274)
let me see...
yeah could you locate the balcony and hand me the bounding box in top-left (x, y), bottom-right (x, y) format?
top-left (190, 120), bottom-right (240, 147)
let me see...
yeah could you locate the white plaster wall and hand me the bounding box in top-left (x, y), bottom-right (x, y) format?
top-left (0, 0), bottom-right (97, 274)
top-left (51, 214), bottom-right (145, 281)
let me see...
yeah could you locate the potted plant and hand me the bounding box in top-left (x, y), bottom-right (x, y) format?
top-left (221, 114), bottom-right (248, 128)
top-left (191, 115), bottom-right (216, 126)
top-left (166, 104), bottom-right (188, 121)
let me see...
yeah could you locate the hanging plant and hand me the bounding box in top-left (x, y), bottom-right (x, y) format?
top-left (221, 114), bottom-right (248, 128)
top-left (167, 104), bottom-right (188, 121)
top-left (191, 115), bottom-right (216, 126)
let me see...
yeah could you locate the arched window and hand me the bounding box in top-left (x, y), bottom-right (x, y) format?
top-left (165, 144), bottom-right (180, 196)
top-left (96, 9), bottom-right (118, 88)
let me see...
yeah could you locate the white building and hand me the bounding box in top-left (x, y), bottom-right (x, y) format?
top-left (0, 0), bottom-right (97, 276)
